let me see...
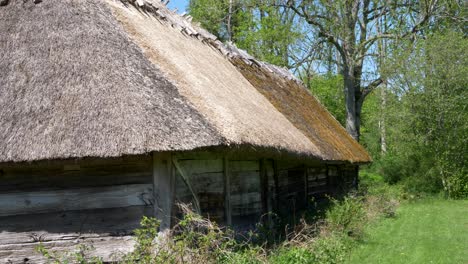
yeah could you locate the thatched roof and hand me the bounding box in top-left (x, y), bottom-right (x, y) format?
top-left (0, 0), bottom-right (371, 163)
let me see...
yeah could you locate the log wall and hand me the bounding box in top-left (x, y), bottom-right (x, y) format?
top-left (172, 152), bottom-right (358, 230)
top-left (0, 155), bottom-right (153, 263)
top-left (0, 151), bottom-right (358, 263)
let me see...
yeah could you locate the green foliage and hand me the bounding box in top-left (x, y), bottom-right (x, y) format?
top-left (404, 31), bottom-right (468, 198)
top-left (360, 171), bottom-right (402, 219)
top-left (269, 234), bottom-right (349, 264)
top-left (188, 0), bottom-right (302, 67)
top-left (35, 244), bottom-right (103, 264)
top-left (362, 31), bottom-right (467, 198)
top-left (187, 0), bottom-right (229, 40)
top-left (218, 247), bottom-right (265, 264)
top-left (121, 216), bottom-right (161, 263)
top-left (234, 2), bottom-right (302, 67)
top-left (269, 246), bottom-right (315, 264)
top-left (309, 234), bottom-right (349, 264)
top-left (126, 205), bottom-right (267, 263)
top-left (325, 196), bottom-right (366, 238)
top-left (307, 74), bottom-right (346, 125)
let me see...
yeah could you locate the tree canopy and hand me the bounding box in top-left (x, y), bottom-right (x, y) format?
top-left (188, 0), bottom-right (467, 198)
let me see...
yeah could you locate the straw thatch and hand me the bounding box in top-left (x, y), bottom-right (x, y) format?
top-left (0, 0), bottom-right (371, 163)
top-left (233, 58), bottom-right (371, 162)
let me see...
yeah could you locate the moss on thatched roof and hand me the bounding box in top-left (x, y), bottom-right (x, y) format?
top-left (0, 0), bottom-right (370, 164)
top-left (232, 58), bottom-right (370, 162)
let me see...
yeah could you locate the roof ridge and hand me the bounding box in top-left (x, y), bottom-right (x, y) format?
top-left (121, 0), bottom-right (302, 84)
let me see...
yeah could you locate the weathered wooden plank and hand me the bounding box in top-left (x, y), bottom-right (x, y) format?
top-left (198, 192), bottom-right (225, 222)
top-left (174, 151), bottom-right (222, 160)
top-left (263, 159), bottom-right (275, 226)
top-left (231, 203), bottom-right (262, 216)
top-left (0, 157), bottom-right (152, 192)
top-left (223, 157), bottom-right (232, 226)
top-left (273, 159), bottom-right (280, 213)
top-left (231, 192), bottom-right (262, 216)
top-left (173, 158), bottom-right (201, 214)
top-left (176, 172), bottom-right (224, 197)
top-left (304, 165), bottom-right (309, 206)
top-left (191, 172), bottom-right (224, 193)
top-left (328, 166), bottom-right (339, 177)
top-left (0, 206), bottom-right (151, 264)
top-left (308, 181), bottom-right (327, 188)
top-left (260, 159), bottom-right (268, 215)
top-left (229, 160), bottom-right (259, 172)
top-left (0, 155), bottom-right (152, 169)
top-left (229, 171), bottom-right (261, 194)
top-left (176, 159), bottom-right (223, 174)
top-left (0, 206), bottom-right (151, 244)
top-left (276, 160), bottom-right (305, 171)
top-left (153, 152), bottom-right (174, 230)
top-left (0, 236), bottom-right (135, 264)
top-left (0, 184), bottom-right (153, 217)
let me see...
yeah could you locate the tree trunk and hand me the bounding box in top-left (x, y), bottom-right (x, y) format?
top-left (344, 70), bottom-right (361, 141)
top-left (380, 85), bottom-right (387, 154)
top-left (227, 0), bottom-right (233, 42)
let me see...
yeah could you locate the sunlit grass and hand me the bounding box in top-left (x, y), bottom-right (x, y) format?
top-left (347, 198), bottom-right (468, 264)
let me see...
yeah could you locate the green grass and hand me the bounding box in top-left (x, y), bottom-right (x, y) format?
top-left (347, 198), bottom-right (468, 264)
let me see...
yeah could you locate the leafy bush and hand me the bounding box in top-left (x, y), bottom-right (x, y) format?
top-left (325, 196), bottom-right (366, 238)
top-left (269, 234), bottom-right (349, 264)
top-left (35, 244), bottom-right (103, 264)
top-left (121, 204), bottom-right (266, 264)
top-left (309, 234), bottom-right (349, 264)
top-left (269, 246), bottom-right (315, 264)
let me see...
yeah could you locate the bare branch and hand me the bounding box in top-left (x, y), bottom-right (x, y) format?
top-left (285, 1), bottom-right (347, 64)
top-left (362, 77), bottom-right (384, 100)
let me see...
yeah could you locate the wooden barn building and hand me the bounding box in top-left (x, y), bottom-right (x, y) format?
top-left (0, 0), bottom-right (371, 262)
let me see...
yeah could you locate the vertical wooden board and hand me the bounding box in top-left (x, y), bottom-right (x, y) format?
top-left (328, 166), bottom-right (338, 177)
top-left (272, 160), bottom-right (279, 213)
top-left (173, 158), bottom-right (224, 220)
top-left (265, 160), bottom-right (275, 188)
top-left (275, 165), bottom-right (309, 213)
top-left (153, 152), bottom-right (174, 230)
top-left (304, 165), bottom-right (309, 206)
top-left (228, 159), bottom-right (262, 227)
top-left (306, 165), bottom-right (336, 198)
top-left (260, 159), bottom-right (268, 215)
top-left (223, 157), bottom-right (232, 226)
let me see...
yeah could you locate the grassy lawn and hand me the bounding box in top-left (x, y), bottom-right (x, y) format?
top-left (347, 198), bottom-right (468, 264)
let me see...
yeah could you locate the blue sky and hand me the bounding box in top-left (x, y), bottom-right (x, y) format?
top-left (167, 0), bottom-right (188, 13)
